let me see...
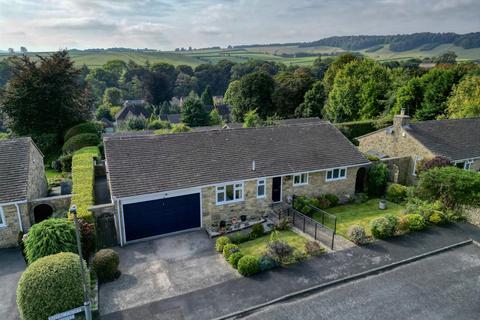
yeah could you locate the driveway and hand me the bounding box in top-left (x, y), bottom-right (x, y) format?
top-left (0, 248), bottom-right (26, 320)
top-left (99, 230), bottom-right (239, 315)
top-left (245, 243), bottom-right (480, 320)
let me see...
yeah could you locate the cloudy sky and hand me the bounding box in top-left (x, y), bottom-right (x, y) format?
top-left (1, 0), bottom-right (479, 51)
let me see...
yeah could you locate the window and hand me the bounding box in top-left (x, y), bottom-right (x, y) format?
top-left (456, 159), bottom-right (474, 170)
top-left (412, 155), bottom-right (423, 176)
top-left (257, 179), bottom-right (266, 198)
top-left (0, 207), bottom-right (5, 227)
top-left (293, 173), bottom-right (308, 186)
top-left (216, 182), bottom-right (244, 205)
top-left (326, 168), bottom-right (347, 181)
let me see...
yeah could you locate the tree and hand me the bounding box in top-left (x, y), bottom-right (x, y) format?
top-left (1, 50), bottom-right (91, 155)
top-left (322, 53), bottom-right (360, 95)
top-left (20, 46), bottom-right (27, 53)
top-left (103, 60), bottom-right (127, 77)
top-left (181, 92), bottom-right (209, 127)
top-left (295, 81), bottom-right (325, 117)
top-left (324, 59), bottom-right (392, 122)
top-left (102, 87), bottom-right (123, 106)
top-left (201, 85), bottom-right (214, 106)
top-left (272, 68), bottom-right (315, 117)
top-left (209, 108), bottom-right (223, 125)
top-left (435, 51), bottom-right (457, 64)
top-left (392, 76), bottom-right (424, 116)
top-left (447, 76), bottom-right (480, 118)
top-left (174, 73), bottom-right (198, 97)
top-left (96, 104), bottom-right (113, 121)
top-left (243, 109), bottom-right (263, 128)
top-left (225, 71), bottom-right (275, 122)
top-left (176, 65), bottom-right (194, 76)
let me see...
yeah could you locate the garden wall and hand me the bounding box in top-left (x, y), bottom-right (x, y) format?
top-left (463, 206), bottom-right (480, 227)
top-left (380, 156), bottom-right (414, 185)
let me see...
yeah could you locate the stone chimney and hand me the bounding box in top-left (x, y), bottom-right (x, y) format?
top-left (393, 108), bottom-right (410, 128)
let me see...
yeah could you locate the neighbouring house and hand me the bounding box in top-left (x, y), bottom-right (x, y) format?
top-left (104, 119), bottom-right (369, 245)
top-left (160, 113), bottom-right (181, 124)
top-left (100, 117), bottom-right (115, 133)
top-left (0, 138), bottom-right (48, 248)
top-left (418, 62), bottom-right (437, 70)
top-left (115, 100), bottom-right (150, 128)
top-left (357, 109), bottom-right (480, 184)
top-left (205, 104), bottom-right (231, 121)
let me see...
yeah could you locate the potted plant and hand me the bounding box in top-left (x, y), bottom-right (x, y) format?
top-left (379, 199), bottom-right (387, 210)
top-left (240, 215), bottom-right (247, 222)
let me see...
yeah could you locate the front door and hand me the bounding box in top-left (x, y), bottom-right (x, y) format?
top-left (272, 177), bottom-right (282, 202)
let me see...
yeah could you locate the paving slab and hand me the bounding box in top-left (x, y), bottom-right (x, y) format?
top-left (0, 248), bottom-right (26, 320)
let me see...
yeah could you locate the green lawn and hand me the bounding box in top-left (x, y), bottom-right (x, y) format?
top-left (45, 169), bottom-right (65, 185)
top-left (314, 199), bottom-right (405, 237)
top-left (238, 230), bottom-right (309, 257)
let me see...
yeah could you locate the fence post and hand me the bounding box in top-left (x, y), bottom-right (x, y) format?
top-left (293, 211), bottom-right (295, 226)
top-left (331, 218), bottom-right (337, 250)
top-left (303, 216), bottom-right (306, 232)
top-left (314, 223), bottom-right (317, 240)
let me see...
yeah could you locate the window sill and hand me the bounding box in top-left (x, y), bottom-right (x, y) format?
top-left (216, 199), bottom-right (245, 206)
top-left (293, 183), bottom-right (308, 187)
top-left (0, 225), bottom-right (7, 229)
top-left (256, 195), bottom-right (266, 199)
top-left (326, 177), bottom-right (347, 182)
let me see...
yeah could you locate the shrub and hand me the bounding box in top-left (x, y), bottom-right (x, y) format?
top-left (370, 216), bottom-right (396, 239)
top-left (416, 166), bottom-right (480, 208)
top-left (62, 133), bottom-right (100, 154)
top-left (316, 196), bottom-right (331, 209)
top-left (418, 156), bottom-right (452, 174)
top-left (237, 255), bottom-right (260, 276)
top-left (17, 231), bottom-right (27, 263)
top-left (249, 223), bottom-right (265, 239)
top-left (78, 218), bottom-right (96, 259)
top-left (404, 214), bottom-right (427, 231)
top-left (386, 183), bottom-right (408, 203)
top-left (405, 198), bottom-right (444, 220)
top-left (222, 243), bottom-right (239, 259)
top-left (171, 123), bottom-right (191, 133)
top-left (324, 194), bottom-right (339, 207)
top-left (266, 241), bottom-right (294, 264)
top-left (348, 225), bottom-right (368, 245)
top-left (93, 249), bottom-right (120, 282)
top-left (33, 133), bottom-right (59, 158)
top-left (147, 119), bottom-right (171, 130)
top-left (366, 162), bottom-right (389, 197)
top-left (125, 116), bottom-right (148, 131)
top-left (58, 153), bottom-right (73, 172)
top-left (275, 218), bottom-right (290, 231)
top-left (228, 232), bottom-right (251, 244)
top-left (24, 218), bottom-right (77, 264)
top-left (228, 252), bottom-right (244, 269)
top-left (215, 236), bottom-right (231, 253)
top-left (429, 212), bottom-right (446, 225)
top-left (258, 255), bottom-right (279, 271)
top-left (305, 241), bottom-right (323, 256)
top-left (293, 196), bottom-right (319, 216)
top-left (17, 252), bottom-right (88, 320)
top-left (64, 122), bottom-right (102, 141)
top-left (69, 147), bottom-right (100, 223)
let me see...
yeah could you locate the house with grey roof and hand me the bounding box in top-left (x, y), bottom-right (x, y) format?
top-left (115, 100), bottom-right (150, 128)
top-left (104, 120), bottom-right (369, 245)
top-left (357, 110), bottom-right (480, 184)
top-left (0, 138), bottom-right (48, 248)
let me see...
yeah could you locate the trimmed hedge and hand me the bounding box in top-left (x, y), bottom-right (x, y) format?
top-left (237, 255), bottom-right (260, 276)
top-left (69, 147), bottom-right (100, 223)
top-left (62, 133), bottom-right (100, 154)
top-left (17, 252), bottom-right (88, 320)
top-left (24, 218), bottom-right (77, 264)
top-left (93, 249), bottom-right (120, 282)
top-left (215, 236), bottom-right (231, 253)
top-left (335, 119), bottom-right (392, 142)
top-left (222, 243), bottom-right (239, 259)
top-left (404, 214), bottom-right (427, 231)
top-left (64, 122), bottom-right (102, 141)
top-left (228, 252), bottom-right (244, 269)
top-left (386, 183), bottom-right (408, 203)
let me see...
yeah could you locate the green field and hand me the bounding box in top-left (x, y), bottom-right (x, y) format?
top-left (1, 43), bottom-right (479, 68)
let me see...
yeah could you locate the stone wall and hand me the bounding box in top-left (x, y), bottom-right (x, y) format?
top-left (463, 206), bottom-right (480, 227)
top-left (0, 204), bottom-right (20, 248)
top-left (29, 195), bottom-right (72, 224)
top-left (27, 142), bottom-right (48, 200)
top-left (380, 156), bottom-right (414, 185)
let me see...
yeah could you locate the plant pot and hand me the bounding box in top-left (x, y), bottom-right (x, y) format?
top-left (240, 215), bottom-right (247, 222)
top-left (219, 220), bottom-right (226, 228)
top-left (379, 200), bottom-right (387, 210)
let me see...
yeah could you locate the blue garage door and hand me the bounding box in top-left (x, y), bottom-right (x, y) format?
top-left (123, 193), bottom-right (201, 242)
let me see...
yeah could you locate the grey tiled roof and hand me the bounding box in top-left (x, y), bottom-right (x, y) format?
top-left (115, 104), bottom-right (150, 121)
top-left (104, 121), bottom-right (368, 199)
top-left (0, 138), bottom-right (32, 203)
top-left (406, 117), bottom-right (480, 161)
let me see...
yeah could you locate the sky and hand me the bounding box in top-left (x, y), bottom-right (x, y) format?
top-left (0, 0), bottom-right (479, 52)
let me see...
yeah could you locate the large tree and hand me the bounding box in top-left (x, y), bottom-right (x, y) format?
top-left (181, 92), bottom-right (210, 127)
top-left (322, 53), bottom-right (360, 96)
top-left (200, 85), bottom-right (214, 106)
top-left (1, 50), bottom-right (91, 152)
top-left (272, 68), bottom-right (315, 117)
top-left (295, 81), bottom-right (325, 118)
top-left (447, 75), bottom-right (480, 118)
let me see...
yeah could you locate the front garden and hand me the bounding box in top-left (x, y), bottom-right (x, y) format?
top-left (215, 223), bottom-right (324, 277)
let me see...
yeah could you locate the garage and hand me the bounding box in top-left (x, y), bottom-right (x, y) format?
top-left (122, 193), bottom-right (201, 242)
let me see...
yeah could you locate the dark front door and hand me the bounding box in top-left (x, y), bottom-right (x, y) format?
top-left (272, 177), bottom-right (282, 202)
top-left (123, 193), bottom-right (201, 242)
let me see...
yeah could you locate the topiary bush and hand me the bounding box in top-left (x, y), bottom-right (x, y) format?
top-left (222, 243), bottom-right (239, 260)
top-left (404, 214), bottom-right (427, 231)
top-left (58, 153), bottom-right (73, 172)
top-left (215, 236), bottom-right (231, 253)
top-left (24, 218), bottom-right (77, 264)
top-left (228, 252), bottom-right (244, 269)
top-left (93, 249), bottom-right (120, 283)
top-left (62, 133), bottom-right (100, 154)
top-left (305, 240), bottom-right (323, 256)
top-left (64, 122), bottom-right (102, 141)
top-left (237, 255), bottom-right (260, 276)
top-left (370, 216), bottom-right (396, 239)
top-left (348, 225), bottom-right (368, 245)
top-left (249, 223), bottom-right (265, 239)
top-left (17, 252), bottom-right (88, 320)
top-left (258, 255), bottom-right (279, 271)
top-left (386, 183), bottom-right (408, 203)
top-left (78, 218), bottom-right (96, 259)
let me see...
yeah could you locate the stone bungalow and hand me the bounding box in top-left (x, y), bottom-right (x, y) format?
top-left (0, 138), bottom-right (48, 248)
top-left (104, 119), bottom-right (369, 245)
top-left (357, 110), bottom-right (480, 184)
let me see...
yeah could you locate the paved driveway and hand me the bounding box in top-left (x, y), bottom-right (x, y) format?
top-left (99, 230), bottom-right (239, 315)
top-left (0, 248), bottom-right (26, 320)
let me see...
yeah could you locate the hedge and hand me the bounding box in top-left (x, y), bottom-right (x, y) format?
top-left (64, 122), bottom-right (102, 142)
top-left (62, 133), bottom-right (100, 154)
top-left (69, 147), bottom-right (100, 223)
top-left (335, 119), bottom-right (392, 142)
top-left (17, 252), bottom-right (88, 320)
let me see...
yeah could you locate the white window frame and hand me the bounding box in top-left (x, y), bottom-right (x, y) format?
top-left (256, 178), bottom-right (266, 198)
top-left (326, 167), bottom-right (347, 182)
top-left (0, 206), bottom-right (6, 228)
top-left (463, 159), bottom-right (474, 170)
top-left (412, 155), bottom-right (423, 176)
top-left (216, 182), bottom-right (244, 205)
top-left (293, 173), bottom-right (309, 186)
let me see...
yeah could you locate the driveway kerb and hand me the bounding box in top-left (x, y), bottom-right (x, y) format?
top-left (215, 239), bottom-right (474, 320)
